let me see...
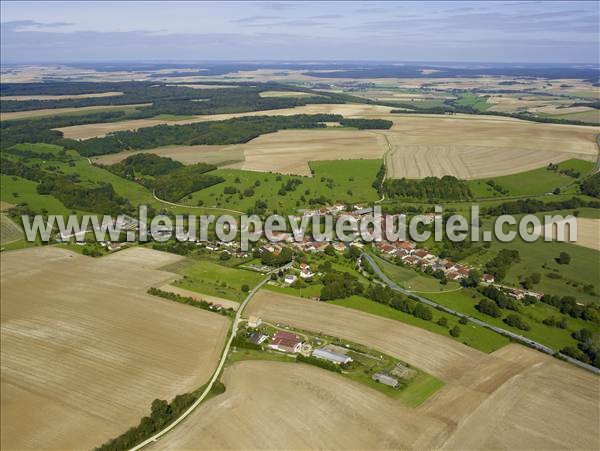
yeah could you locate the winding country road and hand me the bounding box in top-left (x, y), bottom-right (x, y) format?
top-left (362, 253), bottom-right (600, 375)
top-left (130, 263), bottom-right (291, 451)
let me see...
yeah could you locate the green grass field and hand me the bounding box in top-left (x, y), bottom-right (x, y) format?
top-left (454, 93), bottom-right (491, 111)
top-left (427, 289), bottom-right (597, 351)
top-left (183, 159), bottom-right (382, 214)
top-left (1, 174), bottom-right (74, 216)
top-left (373, 255), bottom-right (461, 292)
top-left (467, 159), bottom-right (595, 198)
top-left (461, 230), bottom-right (600, 304)
top-left (170, 257), bottom-right (265, 302)
top-left (330, 295), bottom-right (509, 353)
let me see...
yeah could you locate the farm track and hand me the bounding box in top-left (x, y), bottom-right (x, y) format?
top-left (130, 262), bottom-right (292, 451)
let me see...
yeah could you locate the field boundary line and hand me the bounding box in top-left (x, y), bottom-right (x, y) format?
top-left (129, 262), bottom-right (291, 451)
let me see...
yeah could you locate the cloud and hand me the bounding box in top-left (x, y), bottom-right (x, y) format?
top-left (2, 20), bottom-right (74, 32)
top-left (309, 14), bottom-right (343, 20)
top-left (232, 15), bottom-right (281, 23)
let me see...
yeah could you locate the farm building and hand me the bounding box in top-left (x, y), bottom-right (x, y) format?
top-left (248, 316), bottom-right (262, 328)
top-left (372, 373), bottom-right (400, 388)
top-left (312, 348), bottom-right (353, 365)
top-left (268, 331), bottom-right (303, 353)
top-left (249, 332), bottom-right (268, 345)
top-left (284, 274), bottom-right (298, 284)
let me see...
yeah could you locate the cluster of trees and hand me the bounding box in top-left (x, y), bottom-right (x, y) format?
top-left (151, 240), bottom-right (197, 256)
top-left (1, 157), bottom-right (132, 214)
top-left (260, 247), bottom-right (293, 267)
top-left (503, 313), bottom-right (531, 331)
top-left (147, 287), bottom-right (234, 317)
top-left (339, 118), bottom-right (392, 129)
top-left (296, 354), bottom-right (343, 373)
top-left (484, 249), bottom-right (520, 281)
top-left (383, 176), bottom-right (472, 201)
top-left (540, 294), bottom-right (599, 323)
top-left (277, 178), bottom-right (303, 196)
top-left (476, 299), bottom-right (502, 318)
top-left (562, 328), bottom-right (599, 368)
top-left (580, 172), bottom-right (600, 198)
top-left (106, 153), bottom-right (183, 178)
top-left (485, 179), bottom-right (509, 195)
top-left (483, 196), bottom-right (600, 216)
top-left (97, 380), bottom-right (225, 451)
top-left (320, 270), bottom-right (364, 300)
top-left (479, 285), bottom-right (520, 311)
top-left (364, 284), bottom-right (434, 321)
top-left (72, 114), bottom-right (344, 156)
top-left (152, 163), bottom-right (223, 202)
top-left (542, 315), bottom-right (568, 329)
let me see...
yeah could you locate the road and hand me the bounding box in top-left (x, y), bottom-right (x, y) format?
top-left (130, 263), bottom-right (291, 451)
top-left (362, 253), bottom-right (600, 375)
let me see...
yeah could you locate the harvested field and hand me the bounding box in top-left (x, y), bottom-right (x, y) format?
top-left (159, 284), bottom-right (239, 310)
top-left (0, 200), bottom-right (15, 211)
top-left (384, 115), bottom-right (598, 179)
top-left (246, 289), bottom-right (486, 380)
top-left (223, 129), bottom-right (388, 175)
top-left (93, 145), bottom-right (244, 167)
top-left (149, 361), bottom-right (443, 450)
top-left (258, 90), bottom-right (317, 98)
top-left (0, 214), bottom-right (22, 245)
top-left (1, 247), bottom-right (229, 450)
top-left (151, 335), bottom-right (599, 449)
top-left (56, 103), bottom-right (394, 140)
top-left (533, 217), bottom-right (600, 251)
top-left (1, 103), bottom-right (150, 121)
top-left (0, 91), bottom-right (123, 101)
top-left (166, 84), bottom-right (241, 89)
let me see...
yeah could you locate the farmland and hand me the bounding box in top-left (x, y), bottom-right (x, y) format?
top-left (0, 214), bottom-right (22, 244)
top-left (168, 257), bottom-right (265, 302)
top-left (0, 103), bottom-right (150, 121)
top-left (152, 290), bottom-right (599, 450)
top-left (383, 115), bottom-right (598, 179)
top-left (0, 247), bottom-right (230, 450)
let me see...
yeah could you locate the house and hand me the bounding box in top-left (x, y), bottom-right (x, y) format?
top-left (402, 255), bottom-right (420, 265)
top-left (332, 242), bottom-right (346, 252)
top-left (284, 274), bottom-right (298, 284)
top-left (446, 271), bottom-right (462, 281)
top-left (372, 373), bottom-right (400, 388)
top-left (248, 316), bottom-right (262, 328)
top-left (248, 332), bottom-right (268, 345)
top-left (397, 241), bottom-right (415, 251)
top-left (268, 331), bottom-right (303, 353)
top-left (413, 249), bottom-right (430, 259)
top-left (312, 348), bottom-right (353, 365)
top-left (299, 265), bottom-right (315, 279)
top-left (481, 273), bottom-right (495, 284)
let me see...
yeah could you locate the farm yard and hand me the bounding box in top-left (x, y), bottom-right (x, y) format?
top-left (0, 247), bottom-right (230, 450)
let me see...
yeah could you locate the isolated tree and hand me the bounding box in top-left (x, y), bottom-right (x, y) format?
top-left (241, 284), bottom-right (250, 293)
top-left (450, 326), bottom-right (461, 337)
top-left (557, 252), bottom-right (571, 265)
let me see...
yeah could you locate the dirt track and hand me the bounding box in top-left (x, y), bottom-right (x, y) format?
top-left (1, 247), bottom-right (229, 450)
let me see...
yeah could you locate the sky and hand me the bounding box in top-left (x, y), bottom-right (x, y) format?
top-left (1, 1), bottom-right (598, 64)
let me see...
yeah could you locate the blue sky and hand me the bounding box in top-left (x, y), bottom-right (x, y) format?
top-left (1, 1), bottom-right (598, 63)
